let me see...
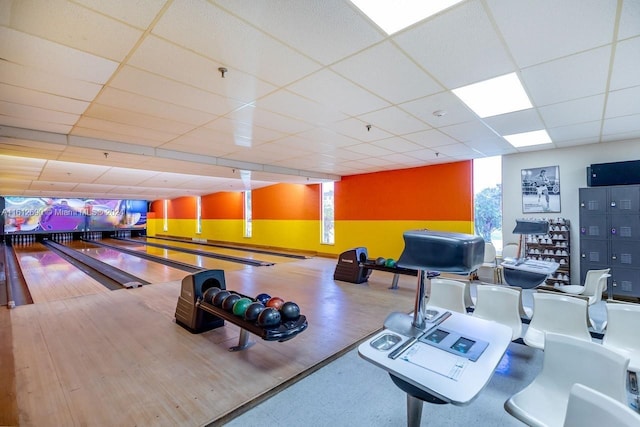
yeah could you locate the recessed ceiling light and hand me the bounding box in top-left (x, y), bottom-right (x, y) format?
top-left (349, 0), bottom-right (464, 35)
top-left (504, 129), bottom-right (552, 147)
top-left (452, 73), bottom-right (533, 118)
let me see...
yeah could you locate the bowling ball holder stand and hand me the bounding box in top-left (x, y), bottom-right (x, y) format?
top-left (197, 292), bottom-right (308, 352)
top-left (361, 260), bottom-right (420, 290)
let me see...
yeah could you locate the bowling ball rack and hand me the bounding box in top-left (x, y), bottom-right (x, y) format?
top-left (361, 260), bottom-right (434, 290)
top-left (197, 292), bottom-right (308, 351)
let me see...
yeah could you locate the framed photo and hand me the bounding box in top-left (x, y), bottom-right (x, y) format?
top-left (521, 166), bottom-right (561, 213)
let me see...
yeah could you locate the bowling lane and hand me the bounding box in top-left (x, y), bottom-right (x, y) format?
top-left (140, 237), bottom-right (299, 265)
top-left (13, 243), bottom-right (110, 303)
top-left (66, 241), bottom-right (189, 284)
top-left (87, 239), bottom-right (251, 274)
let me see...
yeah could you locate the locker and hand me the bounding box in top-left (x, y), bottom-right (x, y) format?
top-left (579, 239), bottom-right (608, 267)
top-left (609, 185), bottom-right (640, 212)
top-left (578, 215), bottom-right (608, 239)
top-left (610, 267), bottom-right (640, 298)
top-left (579, 187), bottom-right (607, 214)
top-left (610, 240), bottom-right (640, 268)
top-left (609, 214), bottom-right (640, 240)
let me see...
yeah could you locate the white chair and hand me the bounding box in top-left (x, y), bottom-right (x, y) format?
top-left (497, 242), bottom-right (520, 283)
top-left (555, 268), bottom-right (610, 305)
top-left (472, 285), bottom-right (522, 340)
top-left (523, 292), bottom-right (592, 350)
top-left (563, 383), bottom-right (640, 427)
top-left (425, 278), bottom-right (467, 314)
top-left (602, 302), bottom-right (640, 372)
top-left (505, 333), bottom-right (630, 427)
top-left (476, 242), bottom-right (499, 283)
top-left (501, 242), bottom-right (520, 260)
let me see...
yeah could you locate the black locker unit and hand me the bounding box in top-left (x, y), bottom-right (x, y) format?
top-left (579, 185), bottom-right (640, 299)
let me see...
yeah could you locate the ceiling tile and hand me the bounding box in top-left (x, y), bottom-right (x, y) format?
top-left (288, 69), bottom-right (390, 116)
top-left (7, 0), bottom-right (143, 61)
top-left (74, 0), bottom-right (168, 29)
top-left (357, 106), bottom-right (429, 135)
top-left (331, 41), bottom-right (443, 104)
top-left (95, 87), bottom-right (216, 126)
top-left (109, 66), bottom-right (242, 116)
top-left (393, 0), bottom-right (514, 88)
top-left (609, 36), bottom-right (640, 90)
top-left (538, 94), bottom-right (605, 128)
top-left (213, 0), bottom-right (384, 65)
top-left (0, 101), bottom-right (79, 125)
top-left (602, 114), bottom-right (640, 136)
top-left (488, 0), bottom-right (617, 67)
top-left (547, 120), bottom-right (602, 142)
top-left (0, 26), bottom-right (118, 83)
top-left (256, 90), bottom-right (347, 125)
top-left (605, 85), bottom-right (640, 118)
top-left (0, 83), bottom-right (90, 115)
top-left (439, 121), bottom-right (497, 142)
top-left (152, 0), bottom-right (321, 86)
top-left (0, 115), bottom-right (72, 135)
top-left (0, 61), bottom-right (103, 101)
top-left (399, 91), bottom-right (478, 128)
top-left (403, 129), bottom-right (460, 148)
top-left (483, 109), bottom-right (544, 136)
top-left (521, 46), bottom-right (611, 106)
top-left (127, 35), bottom-right (276, 103)
top-left (83, 104), bottom-right (195, 135)
top-left (619, 1), bottom-right (640, 40)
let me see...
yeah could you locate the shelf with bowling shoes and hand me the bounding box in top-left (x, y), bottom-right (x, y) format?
top-left (523, 219), bottom-right (571, 287)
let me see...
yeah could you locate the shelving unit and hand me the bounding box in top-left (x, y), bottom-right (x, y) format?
top-left (523, 219), bottom-right (570, 286)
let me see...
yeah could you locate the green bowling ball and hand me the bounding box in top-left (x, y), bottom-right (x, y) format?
top-left (232, 297), bottom-right (253, 317)
top-left (385, 258), bottom-right (396, 268)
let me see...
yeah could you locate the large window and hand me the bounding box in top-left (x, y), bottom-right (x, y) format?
top-left (196, 196), bottom-right (202, 234)
top-left (473, 156), bottom-right (502, 251)
top-left (163, 199), bottom-right (168, 232)
top-left (244, 190), bottom-right (252, 238)
top-left (321, 182), bottom-right (335, 244)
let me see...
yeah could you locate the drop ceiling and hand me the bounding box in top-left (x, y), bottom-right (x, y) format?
top-left (1, 0), bottom-right (639, 201)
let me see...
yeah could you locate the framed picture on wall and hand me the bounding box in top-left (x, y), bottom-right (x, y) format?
top-left (521, 165), bottom-right (561, 213)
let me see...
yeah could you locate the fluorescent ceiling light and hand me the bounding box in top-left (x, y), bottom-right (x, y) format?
top-left (452, 73), bottom-right (533, 118)
top-left (350, 0), bottom-right (464, 35)
top-left (504, 130), bottom-right (552, 147)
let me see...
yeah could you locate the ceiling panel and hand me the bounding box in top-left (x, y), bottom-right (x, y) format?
top-left (0, 83), bottom-right (90, 114)
top-left (7, 0), bottom-right (143, 61)
top-left (331, 41), bottom-right (443, 104)
top-left (393, 0), bottom-right (514, 88)
top-left (488, 0), bottom-right (617, 68)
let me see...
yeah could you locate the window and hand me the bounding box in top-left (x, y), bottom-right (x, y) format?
top-left (196, 196), bottom-right (202, 234)
top-left (244, 190), bottom-right (252, 238)
top-left (163, 199), bottom-right (168, 232)
top-left (321, 182), bottom-right (335, 244)
top-left (473, 156), bottom-right (502, 252)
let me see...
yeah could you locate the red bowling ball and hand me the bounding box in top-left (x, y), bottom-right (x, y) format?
top-left (266, 297), bottom-right (284, 310)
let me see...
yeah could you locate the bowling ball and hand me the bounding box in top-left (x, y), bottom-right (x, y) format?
top-left (212, 290), bottom-right (231, 307)
top-left (375, 257), bottom-right (386, 266)
top-left (222, 294), bottom-right (241, 312)
top-left (385, 258), bottom-right (396, 268)
top-left (232, 297), bottom-right (253, 317)
top-left (280, 301), bottom-right (300, 321)
top-left (266, 297), bottom-right (284, 310)
top-left (257, 307), bottom-right (281, 328)
top-left (244, 302), bottom-right (265, 322)
top-left (255, 293), bottom-right (271, 305)
top-left (202, 287), bottom-right (221, 304)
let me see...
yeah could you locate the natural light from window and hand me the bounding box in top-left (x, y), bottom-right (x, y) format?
top-left (474, 156), bottom-right (502, 252)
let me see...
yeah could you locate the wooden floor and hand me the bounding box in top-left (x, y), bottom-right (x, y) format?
top-left (1, 252), bottom-right (419, 426)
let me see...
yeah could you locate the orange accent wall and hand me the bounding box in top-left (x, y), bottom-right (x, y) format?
top-left (253, 183), bottom-right (320, 220)
top-left (168, 197), bottom-right (196, 219)
top-left (336, 161), bottom-right (472, 220)
top-left (202, 192), bottom-right (243, 219)
top-left (150, 200), bottom-right (164, 216)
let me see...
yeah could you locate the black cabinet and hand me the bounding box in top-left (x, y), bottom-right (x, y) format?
top-left (579, 185), bottom-right (640, 300)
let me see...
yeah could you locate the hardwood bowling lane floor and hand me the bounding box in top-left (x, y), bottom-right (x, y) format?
top-left (1, 256), bottom-right (419, 426)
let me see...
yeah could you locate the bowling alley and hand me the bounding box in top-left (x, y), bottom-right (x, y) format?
top-left (2, 1), bottom-right (640, 426)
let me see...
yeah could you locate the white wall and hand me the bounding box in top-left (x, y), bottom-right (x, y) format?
top-left (502, 138), bottom-right (640, 285)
